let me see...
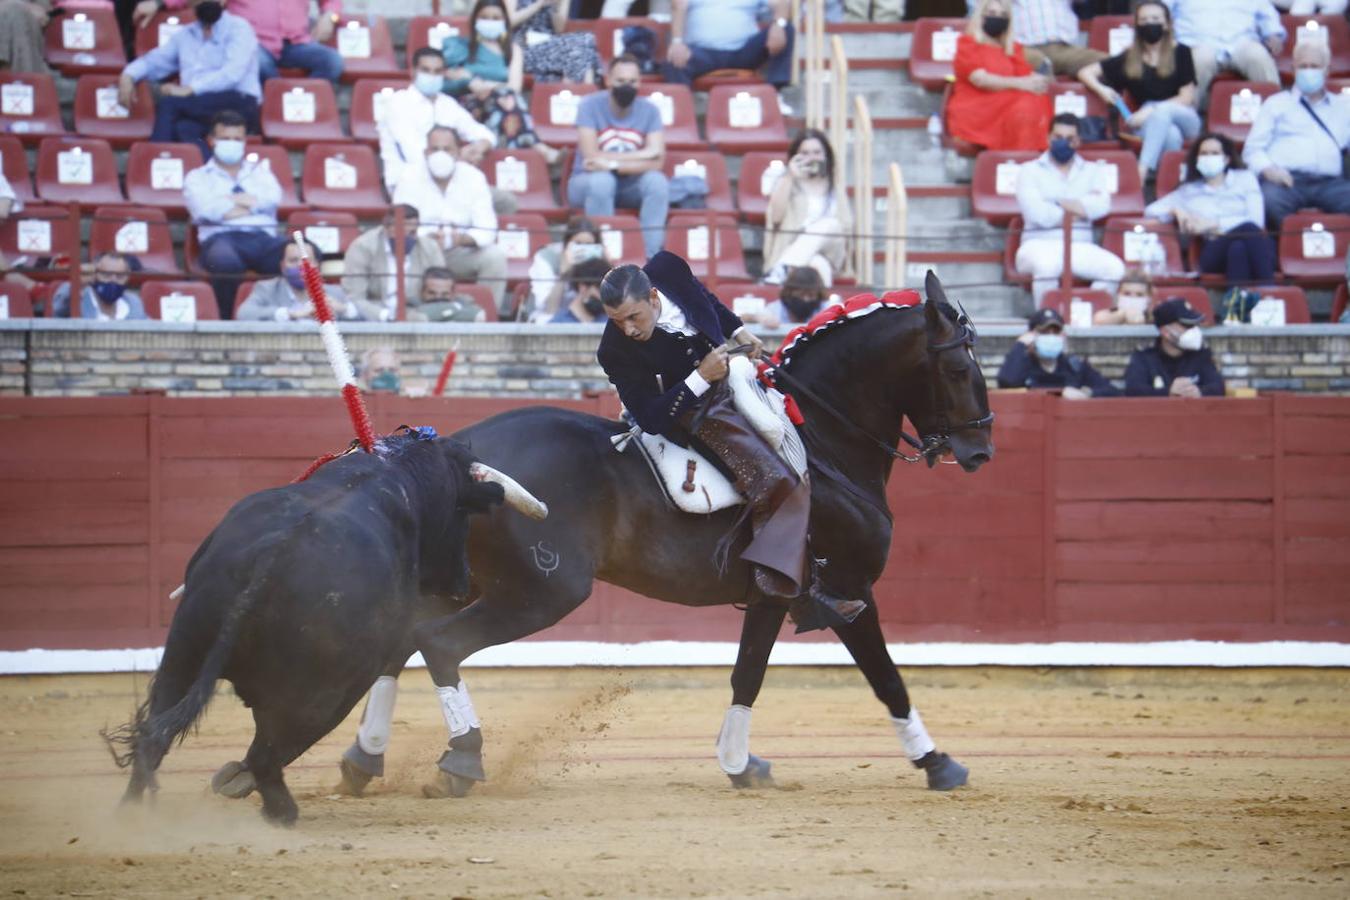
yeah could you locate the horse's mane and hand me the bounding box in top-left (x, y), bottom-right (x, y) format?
top-left (773, 292), bottom-right (951, 371)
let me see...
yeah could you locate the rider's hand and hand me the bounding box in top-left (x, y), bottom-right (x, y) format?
top-left (697, 346), bottom-right (729, 383)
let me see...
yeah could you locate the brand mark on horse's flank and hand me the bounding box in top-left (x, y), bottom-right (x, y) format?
top-left (530, 541), bottom-right (560, 577)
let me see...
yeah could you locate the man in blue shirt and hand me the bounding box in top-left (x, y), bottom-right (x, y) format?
top-left (568, 55), bottom-right (669, 259)
top-left (184, 110), bottom-right (287, 319)
top-left (1124, 298), bottom-right (1225, 398)
top-left (996, 308), bottom-right (1119, 398)
top-left (665, 0), bottom-right (795, 93)
top-left (1242, 41), bottom-right (1350, 230)
top-left (118, 0), bottom-right (262, 161)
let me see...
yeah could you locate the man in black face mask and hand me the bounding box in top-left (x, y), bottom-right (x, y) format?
top-left (548, 258), bottom-right (612, 323)
top-left (567, 55), bottom-right (670, 259)
top-left (51, 252), bottom-right (149, 320)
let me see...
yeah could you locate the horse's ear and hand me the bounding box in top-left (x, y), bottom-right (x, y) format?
top-left (923, 270), bottom-right (949, 333)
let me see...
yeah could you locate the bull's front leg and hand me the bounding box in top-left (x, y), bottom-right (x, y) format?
top-left (335, 674), bottom-right (400, 796)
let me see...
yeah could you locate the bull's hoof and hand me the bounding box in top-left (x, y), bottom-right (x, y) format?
top-left (211, 760), bottom-right (256, 799)
top-left (334, 757), bottom-right (374, 797)
top-left (727, 755), bottom-right (775, 789)
top-left (916, 751), bottom-right (968, 791)
top-left (421, 770), bottom-right (476, 799)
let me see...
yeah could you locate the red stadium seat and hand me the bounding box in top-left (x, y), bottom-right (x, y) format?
top-left (1086, 16), bottom-right (1134, 56)
top-left (0, 73), bottom-right (67, 145)
top-left (44, 7), bottom-right (125, 75)
top-left (323, 16), bottom-right (403, 82)
top-left (717, 282), bottom-right (781, 320)
top-left (456, 282), bottom-right (498, 321)
top-left (301, 143), bottom-right (385, 215)
top-left (72, 75), bottom-right (154, 147)
top-left (1248, 285), bottom-right (1312, 324)
top-left (482, 149), bottom-right (561, 219)
top-left (35, 137), bottom-right (125, 207)
top-left (971, 151), bottom-right (1038, 226)
top-left (705, 84), bottom-right (789, 154)
top-left (1100, 217), bottom-right (1184, 276)
top-left (1206, 82), bottom-right (1280, 144)
top-left (262, 78), bottom-right (345, 148)
top-left (908, 18), bottom-right (964, 91)
top-left (1155, 149), bottom-right (1187, 199)
top-left (664, 213), bottom-right (750, 282)
top-left (736, 152), bottom-right (788, 225)
top-left (125, 142), bottom-right (203, 213)
top-left (1080, 149), bottom-right (1145, 217)
top-left (589, 213), bottom-right (645, 266)
top-left (142, 280), bottom-right (219, 321)
top-left (529, 83), bottom-right (599, 147)
top-left (1278, 212), bottom-right (1350, 286)
top-left (662, 152), bottom-right (735, 215)
top-left (0, 280), bottom-right (33, 318)
top-left (348, 78), bottom-right (405, 144)
top-left (287, 210), bottom-right (361, 257)
top-left (1277, 16), bottom-right (1350, 81)
top-left (405, 16), bottom-right (470, 58)
top-left (242, 144), bottom-right (304, 217)
top-left (1330, 281), bottom-right (1347, 323)
top-left (638, 84), bottom-right (700, 150)
top-left (89, 205), bottom-right (179, 276)
top-left (1153, 285), bottom-right (1215, 325)
top-left (1000, 217), bottom-right (1040, 288)
top-left (1048, 83), bottom-right (1114, 147)
top-left (0, 134), bottom-right (36, 204)
top-left (566, 17), bottom-right (669, 68)
top-left (0, 204), bottom-right (81, 278)
top-left (1041, 288), bottom-right (1114, 323)
top-left (134, 9), bottom-right (197, 59)
top-left (495, 213), bottom-right (550, 283)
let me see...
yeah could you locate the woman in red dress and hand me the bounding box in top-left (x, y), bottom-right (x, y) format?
top-left (946, 0), bottom-right (1054, 151)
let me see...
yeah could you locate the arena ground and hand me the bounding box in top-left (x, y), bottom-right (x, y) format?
top-left (0, 665), bottom-right (1347, 898)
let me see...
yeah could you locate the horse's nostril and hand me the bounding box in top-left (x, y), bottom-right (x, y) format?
top-left (969, 452), bottom-right (991, 465)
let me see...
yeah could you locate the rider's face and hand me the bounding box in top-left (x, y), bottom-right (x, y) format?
top-left (604, 291), bottom-right (660, 342)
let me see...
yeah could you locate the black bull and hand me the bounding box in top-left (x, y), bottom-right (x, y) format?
top-left (331, 274), bottom-right (996, 799)
top-left (105, 434), bottom-right (545, 824)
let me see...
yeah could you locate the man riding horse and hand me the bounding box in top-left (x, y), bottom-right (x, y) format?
top-left (597, 252), bottom-right (864, 630)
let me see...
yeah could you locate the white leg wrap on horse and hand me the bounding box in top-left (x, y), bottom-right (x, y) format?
top-left (716, 705), bottom-right (753, 775)
top-left (891, 707), bottom-right (936, 761)
top-left (436, 679), bottom-right (482, 739)
top-left (356, 675), bottom-right (398, 755)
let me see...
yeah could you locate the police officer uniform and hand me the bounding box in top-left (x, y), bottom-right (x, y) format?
top-left (996, 308), bottom-right (1120, 395)
top-left (1124, 298), bottom-right (1226, 397)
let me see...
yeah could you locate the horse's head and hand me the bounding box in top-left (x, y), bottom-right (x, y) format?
top-left (914, 272), bottom-right (995, 472)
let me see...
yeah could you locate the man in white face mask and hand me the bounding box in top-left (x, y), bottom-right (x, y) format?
top-left (392, 126), bottom-right (509, 312)
top-left (1124, 297), bottom-right (1225, 398)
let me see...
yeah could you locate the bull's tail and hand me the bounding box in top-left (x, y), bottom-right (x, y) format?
top-left (102, 586), bottom-right (257, 798)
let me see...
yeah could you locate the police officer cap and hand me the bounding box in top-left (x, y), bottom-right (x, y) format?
top-left (1027, 308), bottom-right (1064, 330)
top-left (1152, 297), bottom-right (1204, 328)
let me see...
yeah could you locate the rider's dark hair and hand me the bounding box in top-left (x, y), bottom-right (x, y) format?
top-left (600, 264), bottom-right (651, 309)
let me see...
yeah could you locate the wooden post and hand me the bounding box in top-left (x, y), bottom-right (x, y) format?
top-left (1060, 209), bottom-right (1073, 292)
top-left (705, 209), bottom-right (719, 291)
top-left (68, 203), bottom-right (82, 318)
top-left (852, 96), bottom-right (873, 287)
top-left (811, 0), bottom-right (826, 131)
top-left (829, 35), bottom-right (848, 190)
top-left (885, 163), bottom-right (907, 289)
top-left (393, 204), bottom-right (408, 322)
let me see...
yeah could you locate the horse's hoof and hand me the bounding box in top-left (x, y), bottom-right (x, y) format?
top-left (919, 752), bottom-right (969, 791)
top-left (727, 755), bottom-right (775, 789)
top-left (421, 770), bottom-right (476, 799)
top-left (211, 761), bottom-right (256, 799)
top-left (334, 757), bottom-right (373, 798)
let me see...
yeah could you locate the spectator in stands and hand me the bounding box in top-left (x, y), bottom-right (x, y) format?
top-left (120, 0), bottom-right (263, 161)
top-left (184, 110), bottom-right (286, 319)
top-left (134, 0), bottom-right (344, 83)
top-left (948, 0), bottom-right (1053, 152)
top-left (1092, 268), bottom-right (1155, 324)
top-left (1242, 40), bottom-right (1350, 230)
top-left (527, 216), bottom-right (608, 322)
top-left (343, 204), bottom-right (448, 322)
top-left (506, 0), bottom-right (603, 85)
top-left (1271, 0), bottom-right (1346, 13)
top-left (418, 266), bottom-right (488, 322)
top-left (1169, 0), bottom-right (1284, 99)
top-left (663, 0), bottom-right (795, 99)
top-left (392, 126), bottom-right (509, 313)
top-left (997, 308), bottom-right (1119, 397)
top-left (762, 129), bottom-right (853, 285)
top-left (568, 55), bottom-right (669, 259)
top-left (441, 0), bottom-right (557, 162)
top-left (378, 47), bottom-right (497, 194)
top-left (0, 173), bottom-right (19, 220)
top-left (1013, 0), bottom-right (1106, 77)
top-left (547, 257), bottom-right (612, 323)
top-left (235, 239), bottom-right (359, 321)
top-left (1146, 132), bottom-right (1274, 287)
top-left (759, 266), bottom-right (836, 329)
top-left (1078, 1), bottom-right (1199, 182)
top-left (1014, 114), bottom-right (1127, 302)
top-left (50, 253), bottom-right (148, 320)
top-left (361, 346), bottom-right (403, 394)
top-left (0, 0), bottom-right (51, 74)
top-left (1124, 296), bottom-right (1224, 396)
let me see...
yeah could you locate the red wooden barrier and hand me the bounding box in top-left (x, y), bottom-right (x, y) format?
top-left (1, 394), bottom-right (1347, 651)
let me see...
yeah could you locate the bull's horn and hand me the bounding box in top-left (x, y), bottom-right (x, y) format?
top-left (469, 462), bottom-right (549, 520)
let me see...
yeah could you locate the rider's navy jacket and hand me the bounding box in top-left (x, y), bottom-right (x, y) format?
top-left (1123, 342), bottom-right (1225, 397)
top-left (996, 343), bottom-right (1121, 395)
top-left (597, 251), bottom-right (744, 446)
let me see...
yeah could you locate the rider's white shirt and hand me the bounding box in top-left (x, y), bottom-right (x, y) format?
top-left (654, 291), bottom-right (711, 396)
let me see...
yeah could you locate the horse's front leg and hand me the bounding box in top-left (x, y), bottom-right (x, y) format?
top-left (718, 599), bottom-right (786, 789)
top-left (831, 601), bottom-right (969, 791)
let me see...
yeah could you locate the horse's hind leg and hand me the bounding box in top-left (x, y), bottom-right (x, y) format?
top-left (831, 602), bottom-right (969, 791)
top-left (719, 600), bottom-right (786, 789)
